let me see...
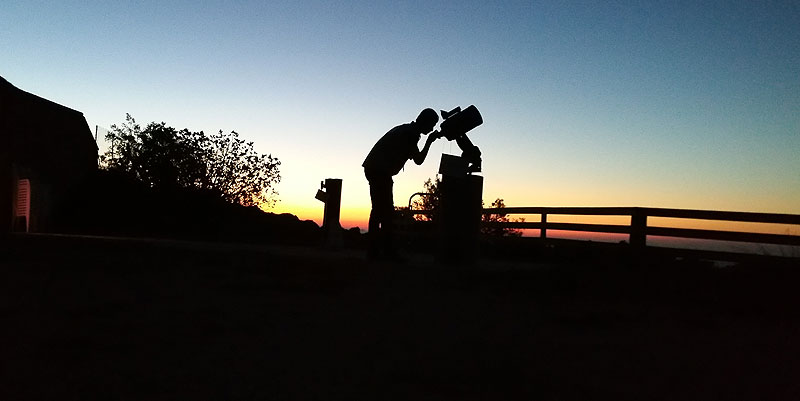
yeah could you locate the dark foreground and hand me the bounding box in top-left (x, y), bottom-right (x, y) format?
top-left (1, 235), bottom-right (799, 400)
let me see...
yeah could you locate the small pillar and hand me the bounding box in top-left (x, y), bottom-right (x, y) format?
top-left (315, 178), bottom-right (343, 248)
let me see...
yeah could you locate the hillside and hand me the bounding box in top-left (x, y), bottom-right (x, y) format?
top-left (2, 234), bottom-right (798, 400)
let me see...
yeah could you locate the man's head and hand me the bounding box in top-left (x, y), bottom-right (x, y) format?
top-left (415, 108), bottom-right (439, 134)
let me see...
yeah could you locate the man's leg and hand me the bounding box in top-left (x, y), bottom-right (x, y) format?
top-left (367, 173), bottom-right (393, 259)
top-left (367, 195), bottom-right (381, 259)
top-left (377, 179), bottom-right (395, 256)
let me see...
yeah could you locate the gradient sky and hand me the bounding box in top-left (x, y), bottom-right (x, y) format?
top-left (3, 1), bottom-right (799, 229)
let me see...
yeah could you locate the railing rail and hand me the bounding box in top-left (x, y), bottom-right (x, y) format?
top-left (484, 206), bottom-right (800, 247)
top-left (408, 205), bottom-right (800, 248)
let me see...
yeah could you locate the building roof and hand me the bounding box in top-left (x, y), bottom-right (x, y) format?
top-left (0, 75), bottom-right (85, 117)
top-left (0, 75), bottom-right (98, 154)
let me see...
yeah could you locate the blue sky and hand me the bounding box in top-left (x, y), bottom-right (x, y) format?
top-left (3, 0), bottom-right (799, 227)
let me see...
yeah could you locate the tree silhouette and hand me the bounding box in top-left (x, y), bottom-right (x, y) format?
top-left (481, 198), bottom-right (524, 237)
top-left (101, 114), bottom-right (281, 208)
top-left (411, 177), bottom-right (441, 222)
top-left (412, 178), bottom-right (523, 237)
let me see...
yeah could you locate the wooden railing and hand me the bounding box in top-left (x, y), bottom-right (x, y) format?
top-left (480, 207), bottom-right (800, 248)
top-left (406, 198), bottom-right (800, 250)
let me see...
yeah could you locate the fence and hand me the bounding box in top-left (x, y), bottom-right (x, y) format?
top-left (479, 207), bottom-right (800, 247)
top-left (408, 200), bottom-right (800, 259)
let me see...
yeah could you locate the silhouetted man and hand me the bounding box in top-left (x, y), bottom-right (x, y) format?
top-left (363, 108), bottom-right (442, 260)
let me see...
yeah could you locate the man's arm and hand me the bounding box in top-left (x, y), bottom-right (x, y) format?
top-left (412, 131), bottom-right (443, 165)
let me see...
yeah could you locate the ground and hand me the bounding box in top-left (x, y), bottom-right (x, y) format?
top-left (1, 234), bottom-right (798, 400)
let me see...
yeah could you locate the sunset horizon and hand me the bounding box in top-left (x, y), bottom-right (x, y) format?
top-left (3, 1), bottom-right (798, 249)
top-left (3, 2), bottom-right (800, 395)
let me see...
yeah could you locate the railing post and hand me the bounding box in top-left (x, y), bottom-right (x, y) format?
top-left (540, 213), bottom-right (547, 239)
top-left (630, 208), bottom-right (647, 248)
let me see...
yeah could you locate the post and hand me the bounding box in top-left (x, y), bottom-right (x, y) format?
top-left (316, 178), bottom-right (343, 248)
top-left (630, 209), bottom-right (647, 248)
top-left (540, 213), bottom-right (547, 239)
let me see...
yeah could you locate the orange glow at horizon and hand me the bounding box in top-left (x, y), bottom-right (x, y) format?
top-left (266, 198), bottom-right (799, 255)
top-left (268, 201), bottom-right (799, 236)
top-left (267, 202), bottom-right (370, 230)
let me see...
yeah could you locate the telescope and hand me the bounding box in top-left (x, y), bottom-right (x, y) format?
top-left (434, 105), bottom-right (484, 265)
top-left (438, 105), bottom-right (483, 173)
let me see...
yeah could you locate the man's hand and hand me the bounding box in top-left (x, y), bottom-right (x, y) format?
top-left (415, 130), bottom-right (442, 165)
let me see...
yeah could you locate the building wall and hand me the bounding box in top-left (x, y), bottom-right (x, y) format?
top-left (1, 76), bottom-right (98, 233)
top-left (0, 159), bottom-right (11, 233)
